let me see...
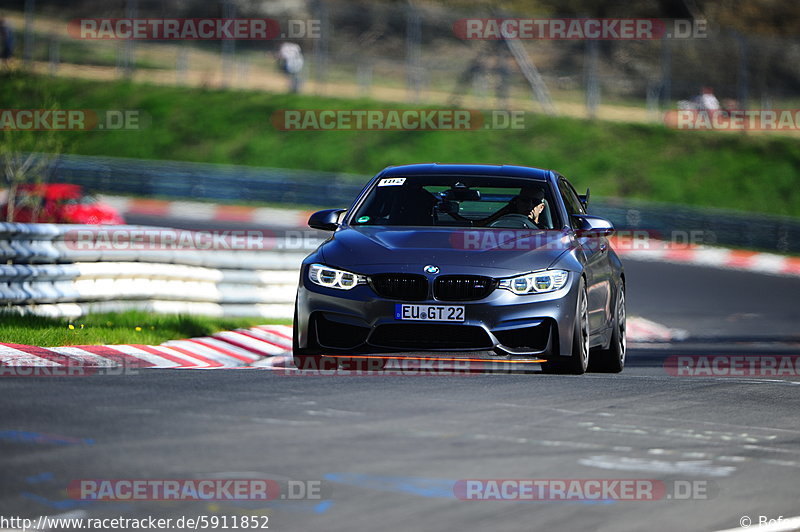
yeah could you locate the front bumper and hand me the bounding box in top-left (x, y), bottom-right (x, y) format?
top-left (296, 268), bottom-right (581, 361)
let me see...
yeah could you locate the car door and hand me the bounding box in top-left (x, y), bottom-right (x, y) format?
top-left (558, 177), bottom-right (612, 335)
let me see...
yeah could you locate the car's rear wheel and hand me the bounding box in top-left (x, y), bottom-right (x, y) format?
top-left (542, 277), bottom-right (589, 375)
top-left (292, 306), bottom-right (336, 371)
top-left (589, 283), bottom-right (626, 373)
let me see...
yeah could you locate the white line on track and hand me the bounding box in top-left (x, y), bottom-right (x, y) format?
top-left (578, 455), bottom-right (737, 477)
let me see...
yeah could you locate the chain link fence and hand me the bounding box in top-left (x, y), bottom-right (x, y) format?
top-left (6, 0), bottom-right (800, 120)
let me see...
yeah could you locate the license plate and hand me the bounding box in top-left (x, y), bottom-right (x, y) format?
top-left (395, 304), bottom-right (465, 322)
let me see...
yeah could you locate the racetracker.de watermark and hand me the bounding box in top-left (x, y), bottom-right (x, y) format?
top-left (447, 229), bottom-right (715, 252)
top-left (68, 479), bottom-right (328, 501)
top-left (286, 357), bottom-right (541, 376)
top-left (666, 355), bottom-right (800, 377)
top-left (68, 18), bottom-right (320, 40)
top-left (665, 109), bottom-right (800, 131)
top-left (454, 479), bottom-right (716, 501)
top-left (0, 109), bottom-right (145, 131)
top-left (274, 109), bottom-right (485, 131)
top-left (0, 361), bottom-right (141, 377)
top-left (272, 109), bottom-right (530, 131)
top-left (453, 18), bottom-right (707, 40)
top-left (62, 228), bottom-right (320, 251)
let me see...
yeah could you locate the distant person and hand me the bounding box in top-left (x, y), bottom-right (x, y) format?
top-left (494, 55), bottom-right (513, 109)
top-left (720, 97), bottom-right (738, 119)
top-left (696, 86), bottom-right (720, 112)
top-left (448, 55), bottom-right (488, 106)
top-left (450, 46), bottom-right (513, 108)
top-left (277, 42), bottom-right (304, 93)
top-left (0, 16), bottom-right (13, 70)
top-left (721, 98), bottom-right (738, 111)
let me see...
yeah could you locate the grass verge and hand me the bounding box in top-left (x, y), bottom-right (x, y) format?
top-left (2, 71), bottom-right (799, 217)
top-left (0, 310), bottom-right (289, 347)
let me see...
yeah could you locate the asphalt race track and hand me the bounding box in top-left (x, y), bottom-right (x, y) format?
top-left (2, 216), bottom-right (799, 532)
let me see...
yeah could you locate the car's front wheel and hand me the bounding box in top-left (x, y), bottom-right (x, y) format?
top-left (589, 283), bottom-right (626, 373)
top-left (542, 277), bottom-right (589, 375)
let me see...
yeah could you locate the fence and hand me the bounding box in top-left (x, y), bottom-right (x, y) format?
top-left (9, 0), bottom-right (800, 119)
top-left (0, 222), bottom-right (305, 318)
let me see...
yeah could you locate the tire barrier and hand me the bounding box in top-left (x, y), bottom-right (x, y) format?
top-left (0, 223), bottom-right (305, 318)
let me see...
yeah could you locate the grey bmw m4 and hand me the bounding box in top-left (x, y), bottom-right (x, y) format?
top-left (293, 163), bottom-right (626, 374)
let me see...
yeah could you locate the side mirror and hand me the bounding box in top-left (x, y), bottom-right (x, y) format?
top-left (573, 214), bottom-right (614, 236)
top-left (308, 209), bottom-right (346, 231)
top-left (578, 187), bottom-right (590, 209)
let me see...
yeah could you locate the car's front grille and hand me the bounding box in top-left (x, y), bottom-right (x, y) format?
top-left (369, 324), bottom-right (493, 350)
top-left (434, 275), bottom-right (496, 301)
top-left (369, 274), bottom-right (428, 301)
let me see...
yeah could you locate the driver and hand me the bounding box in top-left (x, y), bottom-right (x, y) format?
top-left (510, 189), bottom-right (547, 228)
top-left (479, 187), bottom-right (547, 228)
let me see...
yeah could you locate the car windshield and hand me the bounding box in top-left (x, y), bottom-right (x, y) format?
top-left (351, 175), bottom-right (559, 229)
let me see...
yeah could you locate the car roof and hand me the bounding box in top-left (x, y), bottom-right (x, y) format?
top-left (19, 183), bottom-right (83, 199)
top-left (379, 163), bottom-right (553, 181)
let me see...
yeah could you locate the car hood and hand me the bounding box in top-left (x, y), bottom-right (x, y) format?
top-left (318, 226), bottom-right (575, 274)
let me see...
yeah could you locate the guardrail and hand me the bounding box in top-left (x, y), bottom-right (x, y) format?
top-left (591, 197), bottom-right (800, 256)
top-left (50, 153), bottom-right (364, 207)
top-left (0, 223), bottom-right (306, 319)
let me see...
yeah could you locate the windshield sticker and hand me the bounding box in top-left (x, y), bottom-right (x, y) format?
top-left (357, 216), bottom-right (370, 223)
top-left (378, 178), bottom-right (406, 187)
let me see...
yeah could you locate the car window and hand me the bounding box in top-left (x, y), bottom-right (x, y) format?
top-left (351, 176), bottom-right (560, 229)
top-left (558, 178), bottom-right (585, 228)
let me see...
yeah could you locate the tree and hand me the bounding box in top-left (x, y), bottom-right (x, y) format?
top-left (1, 73), bottom-right (65, 223)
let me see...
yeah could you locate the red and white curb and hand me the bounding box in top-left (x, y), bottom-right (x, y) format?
top-left (0, 325), bottom-right (294, 371)
top-left (627, 316), bottom-right (688, 344)
top-left (101, 195), bottom-right (312, 228)
top-left (0, 318), bottom-right (684, 372)
top-left (611, 236), bottom-right (800, 278)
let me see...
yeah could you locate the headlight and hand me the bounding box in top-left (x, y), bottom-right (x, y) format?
top-left (498, 270), bottom-right (569, 295)
top-left (308, 263), bottom-right (366, 290)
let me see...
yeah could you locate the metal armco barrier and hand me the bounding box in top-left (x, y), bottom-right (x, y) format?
top-left (49, 153), bottom-right (364, 207)
top-left (0, 223), bottom-right (305, 319)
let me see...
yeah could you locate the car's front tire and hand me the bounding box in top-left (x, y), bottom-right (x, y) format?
top-left (542, 277), bottom-right (589, 375)
top-left (589, 283), bottom-right (626, 373)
